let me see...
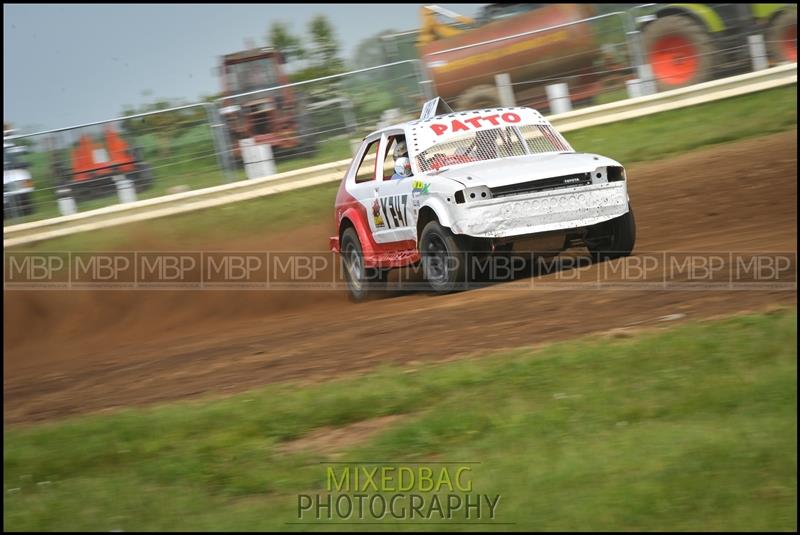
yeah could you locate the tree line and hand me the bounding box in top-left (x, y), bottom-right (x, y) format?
top-left (117, 14), bottom-right (412, 144)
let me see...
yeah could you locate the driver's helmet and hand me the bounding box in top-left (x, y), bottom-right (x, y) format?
top-left (393, 139), bottom-right (408, 160)
top-left (394, 156), bottom-right (412, 178)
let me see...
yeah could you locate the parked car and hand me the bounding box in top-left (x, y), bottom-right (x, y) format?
top-left (4, 140), bottom-right (35, 219)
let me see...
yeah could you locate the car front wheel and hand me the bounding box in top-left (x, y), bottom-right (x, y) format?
top-left (586, 205), bottom-right (636, 261)
top-left (420, 220), bottom-right (467, 293)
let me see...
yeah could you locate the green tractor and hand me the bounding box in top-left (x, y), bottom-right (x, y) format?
top-left (636, 3), bottom-right (797, 90)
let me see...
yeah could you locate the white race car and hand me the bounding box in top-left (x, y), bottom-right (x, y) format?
top-left (330, 98), bottom-right (635, 301)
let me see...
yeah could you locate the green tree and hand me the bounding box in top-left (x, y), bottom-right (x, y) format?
top-left (267, 21), bottom-right (306, 63)
top-left (352, 31), bottom-right (391, 70)
top-left (308, 14), bottom-right (343, 71)
top-left (120, 98), bottom-right (205, 157)
top-left (347, 30), bottom-right (421, 120)
top-left (284, 14), bottom-right (346, 101)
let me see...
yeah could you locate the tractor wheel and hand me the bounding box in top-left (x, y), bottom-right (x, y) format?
top-left (767, 9), bottom-right (797, 64)
top-left (130, 163), bottom-right (154, 193)
top-left (643, 15), bottom-right (715, 91)
top-left (20, 193), bottom-right (34, 216)
top-left (456, 85), bottom-right (501, 111)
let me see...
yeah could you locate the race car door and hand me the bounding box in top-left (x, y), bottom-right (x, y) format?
top-left (372, 131), bottom-right (416, 244)
top-left (346, 134), bottom-right (384, 236)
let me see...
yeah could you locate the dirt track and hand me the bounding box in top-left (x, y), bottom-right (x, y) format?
top-left (4, 131), bottom-right (797, 424)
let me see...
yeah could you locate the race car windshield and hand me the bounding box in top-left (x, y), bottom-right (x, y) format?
top-left (416, 124), bottom-right (573, 173)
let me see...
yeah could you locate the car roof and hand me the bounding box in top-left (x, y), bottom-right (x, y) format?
top-left (372, 106), bottom-right (543, 135)
top-left (365, 106), bottom-right (552, 157)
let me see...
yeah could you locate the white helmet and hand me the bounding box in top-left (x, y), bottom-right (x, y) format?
top-left (394, 156), bottom-right (412, 178)
top-left (393, 139), bottom-right (408, 160)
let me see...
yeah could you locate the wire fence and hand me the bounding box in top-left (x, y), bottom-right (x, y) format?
top-left (3, 3), bottom-right (796, 225)
top-left (4, 104), bottom-right (225, 223)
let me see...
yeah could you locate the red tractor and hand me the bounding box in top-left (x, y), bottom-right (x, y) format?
top-left (218, 46), bottom-right (316, 162)
top-left (65, 126), bottom-right (153, 199)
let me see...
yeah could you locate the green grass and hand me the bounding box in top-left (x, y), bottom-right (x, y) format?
top-left (9, 85), bottom-right (797, 252)
top-left (566, 85), bottom-right (797, 162)
top-left (275, 137), bottom-right (354, 173)
top-left (593, 86), bottom-right (630, 106)
top-left (14, 180), bottom-right (340, 252)
top-left (4, 309), bottom-right (797, 531)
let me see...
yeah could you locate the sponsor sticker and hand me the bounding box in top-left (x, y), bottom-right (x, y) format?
top-left (372, 199), bottom-right (385, 228)
top-left (429, 113), bottom-right (521, 137)
top-left (412, 180), bottom-right (430, 196)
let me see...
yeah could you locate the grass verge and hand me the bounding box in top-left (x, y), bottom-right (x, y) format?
top-left (567, 85), bottom-right (797, 162)
top-left (9, 84), bottom-right (797, 252)
top-left (4, 309), bottom-right (797, 531)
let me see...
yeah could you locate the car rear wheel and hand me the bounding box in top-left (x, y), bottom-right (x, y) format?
top-left (340, 227), bottom-right (388, 302)
top-left (420, 220), bottom-right (467, 293)
top-left (586, 205), bottom-right (636, 262)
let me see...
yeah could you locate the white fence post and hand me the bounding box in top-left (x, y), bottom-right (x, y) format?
top-left (56, 188), bottom-right (77, 216)
top-left (626, 79), bottom-right (643, 98)
top-left (239, 139), bottom-right (276, 180)
top-left (546, 83), bottom-right (572, 114)
top-left (114, 175), bottom-right (137, 204)
top-left (636, 64), bottom-right (658, 95)
top-left (748, 34), bottom-right (769, 71)
top-left (494, 73), bottom-right (516, 107)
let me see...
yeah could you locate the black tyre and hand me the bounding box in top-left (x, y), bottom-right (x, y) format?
top-left (20, 193), bottom-right (34, 216)
top-left (586, 205), bottom-right (636, 262)
top-left (642, 15), bottom-right (715, 91)
top-left (129, 163), bottom-right (154, 193)
top-left (767, 9), bottom-right (797, 64)
top-left (419, 220), bottom-right (467, 293)
top-left (340, 227), bottom-right (388, 302)
top-left (573, 95), bottom-right (596, 109)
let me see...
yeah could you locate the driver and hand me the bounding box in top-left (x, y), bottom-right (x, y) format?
top-left (474, 129), bottom-right (499, 160)
top-left (451, 129), bottom-right (499, 161)
top-left (390, 138), bottom-right (412, 180)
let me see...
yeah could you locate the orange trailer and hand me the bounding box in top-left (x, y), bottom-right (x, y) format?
top-left (67, 126), bottom-right (153, 199)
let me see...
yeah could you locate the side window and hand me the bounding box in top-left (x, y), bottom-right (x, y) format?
top-left (382, 137), bottom-right (398, 180)
top-left (355, 140), bottom-right (380, 184)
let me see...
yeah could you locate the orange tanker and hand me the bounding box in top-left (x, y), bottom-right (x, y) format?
top-left (418, 4), bottom-right (616, 111)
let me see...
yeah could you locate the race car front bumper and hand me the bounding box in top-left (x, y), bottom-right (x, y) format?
top-left (449, 181), bottom-right (629, 239)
